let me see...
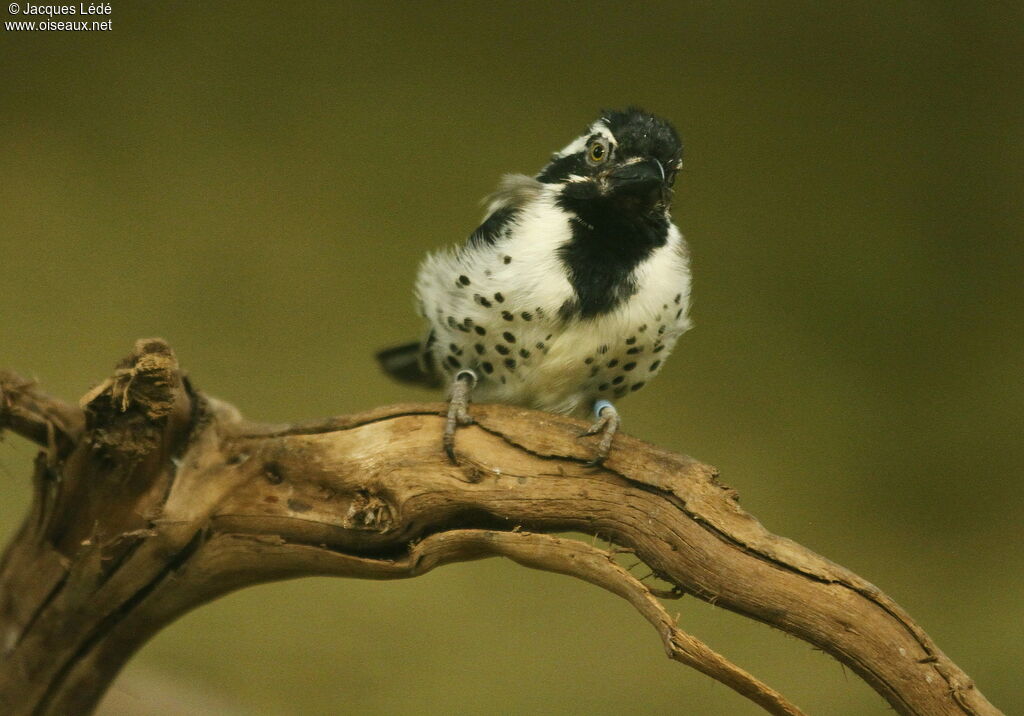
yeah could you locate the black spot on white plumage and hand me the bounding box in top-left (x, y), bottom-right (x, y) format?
top-left (481, 361), bottom-right (494, 374)
top-left (650, 360), bottom-right (661, 371)
top-left (607, 359), bottom-right (619, 368)
top-left (504, 358), bottom-right (517, 369)
top-left (475, 295), bottom-right (491, 308)
top-left (474, 344), bottom-right (485, 354)
top-left (521, 311), bottom-right (532, 321)
top-left (495, 344), bottom-right (511, 355)
top-left (625, 336), bottom-right (636, 345)
top-left (627, 347), bottom-right (643, 355)
top-left (474, 325), bottom-right (486, 335)
top-left (623, 362), bottom-right (637, 371)
top-left (503, 255), bottom-right (512, 264)
top-left (631, 382), bottom-right (645, 391)
top-left (501, 311), bottom-right (514, 321)
top-left (519, 348), bottom-right (530, 359)
top-left (458, 275), bottom-right (471, 286)
top-left (502, 331), bottom-right (516, 343)
top-left (494, 292), bottom-right (505, 303)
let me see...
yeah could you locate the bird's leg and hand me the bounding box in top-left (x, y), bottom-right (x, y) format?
top-left (581, 399), bottom-right (620, 465)
top-left (444, 369), bottom-right (478, 463)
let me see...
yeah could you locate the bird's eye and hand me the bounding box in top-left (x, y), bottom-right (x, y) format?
top-left (587, 139), bottom-right (610, 165)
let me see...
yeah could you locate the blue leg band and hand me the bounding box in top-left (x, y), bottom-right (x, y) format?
top-left (593, 399), bottom-right (614, 419)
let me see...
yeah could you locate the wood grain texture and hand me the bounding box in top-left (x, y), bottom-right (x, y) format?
top-left (0, 340), bottom-right (1002, 715)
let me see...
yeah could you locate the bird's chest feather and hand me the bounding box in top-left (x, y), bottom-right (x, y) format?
top-left (416, 204), bottom-right (690, 415)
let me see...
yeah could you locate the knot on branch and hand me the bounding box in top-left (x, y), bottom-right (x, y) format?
top-left (344, 490), bottom-right (395, 532)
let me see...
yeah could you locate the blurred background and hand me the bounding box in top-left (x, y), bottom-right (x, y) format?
top-left (1, 2), bottom-right (1021, 714)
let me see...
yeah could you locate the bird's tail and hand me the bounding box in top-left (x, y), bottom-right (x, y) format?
top-left (375, 340), bottom-right (443, 389)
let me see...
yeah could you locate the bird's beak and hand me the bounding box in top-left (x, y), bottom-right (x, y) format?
top-left (606, 158), bottom-right (669, 211)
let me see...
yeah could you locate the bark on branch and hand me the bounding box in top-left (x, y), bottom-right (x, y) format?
top-left (0, 340), bottom-right (1002, 715)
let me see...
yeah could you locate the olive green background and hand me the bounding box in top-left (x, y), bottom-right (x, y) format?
top-left (1, 3), bottom-right (1021, 714)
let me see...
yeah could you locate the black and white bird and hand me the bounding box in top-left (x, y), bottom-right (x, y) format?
top-left (377, 108), bottom-right (691, 463)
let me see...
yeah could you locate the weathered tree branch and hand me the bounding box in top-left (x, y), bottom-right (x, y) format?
top-left (0, 340), bottom-right (1002, 715)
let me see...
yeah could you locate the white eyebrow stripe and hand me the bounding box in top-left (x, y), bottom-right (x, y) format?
top-left (589, 120), bottom-right (614, 143)
top-left (555, 120), bottom-right (616, 158)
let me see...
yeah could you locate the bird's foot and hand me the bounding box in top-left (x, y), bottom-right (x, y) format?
top-left (444, 369), bottom-right (478, 463)
top-left (581, 399), bottom-right (620, 465)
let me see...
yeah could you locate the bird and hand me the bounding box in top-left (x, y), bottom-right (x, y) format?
top-left (377, 108), bottom-right (691, 463)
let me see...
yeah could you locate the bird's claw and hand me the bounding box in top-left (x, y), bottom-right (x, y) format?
top-left (581, 400), bottom-right (620, 465)
top-left (444, 370), bottom-right (478, 464)
top-left (443, 404), bottom-right (474, 463)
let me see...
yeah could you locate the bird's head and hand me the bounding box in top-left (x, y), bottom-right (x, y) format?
top-left (538, 108), bottom-right (683, 221)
